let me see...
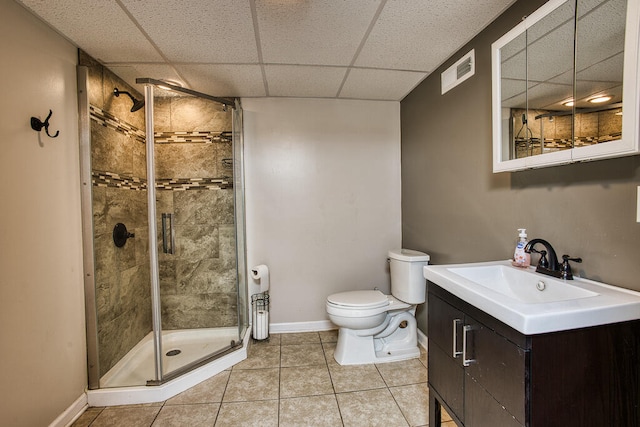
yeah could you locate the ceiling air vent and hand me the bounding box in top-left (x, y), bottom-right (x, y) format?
top-left (441, 49), bottom-right (475, 95)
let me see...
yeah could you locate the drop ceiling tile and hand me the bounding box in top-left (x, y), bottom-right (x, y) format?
top-left (339, 68), bottom-right (426, 101)
top-left (17, 0), bottom-right (163, 62)
top-left (577, 53), bottom-right (624, 82)
top-left (175, 64), bottom-right (266, 97)
top-left (18, 0), bottom-right (522, 100)
top-left (264, 65), bottom-right (347, 98)
top-left (500, 80), bottom-right (527, 108)
top-left (256, 0), bottom-right (380, 66)
top-left (528, 82), bottom-right (574, 109)
top-left (355, 0), bottom-right (515, 71)
top-left (120, 0), bottom-right (258, 63)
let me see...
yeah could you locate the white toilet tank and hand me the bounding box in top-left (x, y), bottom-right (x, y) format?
top-left (388, 249), bottom-right (430, 304)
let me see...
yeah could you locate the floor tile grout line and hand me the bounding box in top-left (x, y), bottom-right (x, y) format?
top-left (83, 332), bottom-right (429, 426)
top-left (387, 381), bottom-right (412, 427)
top-left (321, 337), bottom-right (346, 426)
top-left (277, 337), bottom-right (282, 427)
top-left (321, 339), bottom-right (339, 397)
top-left (211, 369), bottom-right (232, 426)
top-left (148, 404), bottom-right (162, 426)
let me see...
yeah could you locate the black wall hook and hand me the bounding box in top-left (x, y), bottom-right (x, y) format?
top-left (30, 110), bottom-right (60, 138)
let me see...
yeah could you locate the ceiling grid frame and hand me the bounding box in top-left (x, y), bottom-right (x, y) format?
top-left (17, 0), bottom-right (517, 101)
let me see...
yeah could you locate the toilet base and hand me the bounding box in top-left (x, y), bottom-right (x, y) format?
top-left (333, 311), bottom-right (420, 365)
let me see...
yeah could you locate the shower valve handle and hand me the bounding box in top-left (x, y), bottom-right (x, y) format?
top-left (113, 223), bottom-right (135, 247)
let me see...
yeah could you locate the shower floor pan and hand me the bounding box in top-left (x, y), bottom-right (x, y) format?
top-left (100, 327), bottom-right (239, 388)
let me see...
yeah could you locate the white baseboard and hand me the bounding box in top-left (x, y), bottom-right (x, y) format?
top-left (270, 321), bottom-right (429, 367)
top-left (267, 319), bottom-right (428, 353)
top-left (268, 320), bottom-right (336, 333)
top-left (48, 393), bottom-right (87, 427)
top-left (417, 328), bottom-right (428, 351)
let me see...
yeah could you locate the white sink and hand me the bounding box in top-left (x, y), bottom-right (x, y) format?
top-left (424, 260), bottom-right (640, 335)
top-left (449, 264), bottom-right (598, 303)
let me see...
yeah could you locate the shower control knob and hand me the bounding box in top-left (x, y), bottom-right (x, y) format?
top-left (113, 223), bottom-right (135, 247)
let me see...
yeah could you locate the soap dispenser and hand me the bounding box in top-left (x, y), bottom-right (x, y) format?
top-left (512, 228), bottom-right (531, 268)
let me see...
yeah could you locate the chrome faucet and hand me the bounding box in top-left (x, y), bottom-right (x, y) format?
top-left (524, 238), bottom-right (582, 280)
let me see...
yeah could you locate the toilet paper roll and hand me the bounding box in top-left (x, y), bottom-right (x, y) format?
top-left (250, 264), bottom-right (270, 292)
top-left (253, 310), bottom-right (269, 340)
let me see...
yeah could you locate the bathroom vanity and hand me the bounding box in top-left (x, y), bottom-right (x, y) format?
top-left (424, 261), bottom-right (640, 427)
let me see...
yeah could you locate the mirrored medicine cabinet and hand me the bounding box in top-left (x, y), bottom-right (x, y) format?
top-left (491, 0), bottom-right (640, 172)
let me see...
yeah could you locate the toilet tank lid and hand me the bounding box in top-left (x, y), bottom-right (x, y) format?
top-left (388, 249), bottom-right (430, 262)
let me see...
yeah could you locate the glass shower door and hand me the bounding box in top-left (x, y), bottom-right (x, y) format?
top-left (144, 82), bottom-right (245, 383)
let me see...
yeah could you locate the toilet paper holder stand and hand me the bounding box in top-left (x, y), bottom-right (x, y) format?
top-left (251, 292), bottom-right (270, 341)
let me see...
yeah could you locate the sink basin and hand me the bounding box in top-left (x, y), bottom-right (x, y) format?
top-left (424, 260), bottom-right (640, 334)
top-left (449, 264), bottom-right (598, 303)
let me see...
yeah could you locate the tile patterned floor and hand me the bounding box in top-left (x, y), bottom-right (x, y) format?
top-left (72, 331), bottom-right (456, 426)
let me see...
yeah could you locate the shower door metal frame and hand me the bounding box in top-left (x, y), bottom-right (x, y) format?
top-left (77, 66), bottom-right (101, 390)
top-left (232, 102), bottom-right (249, 334)
top-left (143, 83), bottom-right (164, 382)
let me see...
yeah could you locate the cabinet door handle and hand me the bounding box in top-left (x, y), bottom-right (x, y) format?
top-left (452, 319), bottom-right (463, 358)
top-left (462, 324), bottom-right (476, 367)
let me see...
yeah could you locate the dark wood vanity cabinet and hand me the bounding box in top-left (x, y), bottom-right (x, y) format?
top-left (428, 283), bottom-right (640, 427)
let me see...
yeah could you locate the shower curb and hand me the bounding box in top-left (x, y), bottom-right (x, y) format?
top-left (85, 332), bottom-right (249, 407)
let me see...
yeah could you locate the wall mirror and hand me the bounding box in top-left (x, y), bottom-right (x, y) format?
top-left (492, 0), bottom-right (640, 172)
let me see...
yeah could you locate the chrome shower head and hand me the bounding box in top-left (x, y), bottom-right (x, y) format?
top-left (113, 88), bottom-right (145, 112)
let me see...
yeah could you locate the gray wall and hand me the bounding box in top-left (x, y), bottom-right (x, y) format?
top-left (401, 0), bottom-right (640, 332)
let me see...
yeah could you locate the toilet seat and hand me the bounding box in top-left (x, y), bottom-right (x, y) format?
top-left (326, 290), bottom-right (411, 319)
top-left (326, 290), bottom-right (389, 318)
top-left (327, 290), bottom-right (389, 309)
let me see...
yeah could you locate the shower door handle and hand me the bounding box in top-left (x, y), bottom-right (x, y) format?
top-left (162, 213), bottom-right (174, 254)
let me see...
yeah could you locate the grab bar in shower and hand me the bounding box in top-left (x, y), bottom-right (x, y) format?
top-left (161, 213), bottom-right (175, 254)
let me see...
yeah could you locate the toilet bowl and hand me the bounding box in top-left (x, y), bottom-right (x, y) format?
top-left (326, 290), bottom-right (410, 330)
top-left (326, 249), bottom-right (429, 365)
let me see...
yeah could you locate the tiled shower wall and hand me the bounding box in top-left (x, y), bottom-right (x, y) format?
top-left (512, 107), bottom-right (622, 157)
top-left (153, 96), bottom-right (238, 331)
top-left (80, 51), bottom-right (237, 378)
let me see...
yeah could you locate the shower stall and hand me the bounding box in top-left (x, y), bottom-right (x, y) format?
top-left (77, 54), bottom-right (248, 392)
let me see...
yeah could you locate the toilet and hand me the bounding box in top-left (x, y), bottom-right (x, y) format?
top-left (326, 248), bottom-right (430, 365)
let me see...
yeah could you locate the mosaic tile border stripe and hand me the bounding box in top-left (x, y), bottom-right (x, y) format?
top-left (90, 105), bottom-right (146, 144)
top-left (515, 132), bottom-right (623, 149)
top-left (92, 172), bottom-right (232, 190)
top-left (93, 172), bottom-right (146, 190)
top-left (90, 105), bottom-right (231, 145)
top-left (156, 177), bottom-right (232, 190)
top-left (154, 131), bottom-right (231, 144)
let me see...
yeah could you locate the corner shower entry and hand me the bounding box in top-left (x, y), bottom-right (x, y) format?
top-left (78, 51), bottom-right (247, 390)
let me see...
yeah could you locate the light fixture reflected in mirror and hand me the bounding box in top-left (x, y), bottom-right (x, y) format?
top-left (589, 95), bottom-right (612, 104)
top-left (562, 99), bottom-right (574, 107)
